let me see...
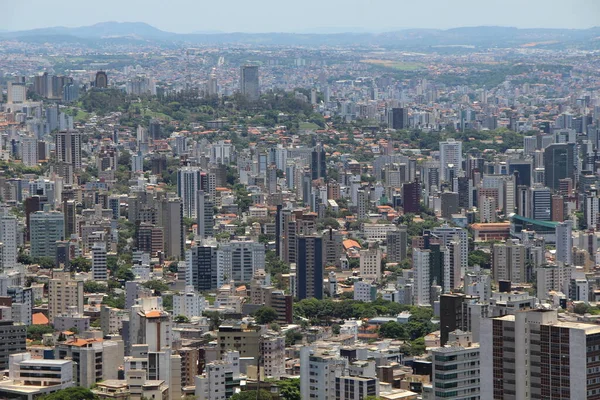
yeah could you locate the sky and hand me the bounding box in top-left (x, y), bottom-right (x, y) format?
top-left (2, 0), bottom-right (600, 33)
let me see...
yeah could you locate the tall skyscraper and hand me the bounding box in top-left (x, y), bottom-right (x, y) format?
top-left (161, 197), bottom-right (184, 259)
top-left (311, 144), bottom-right (326, 180)
top-left (389, 107), bottom-right (409, 130)
top-left (177, 167), bottom-right (202, 218)
top-left (413, 248), bottom-right (432, 306)
top-left (196, 190), bottom-right (214, 239)
top-left (556, 220), bottom-right (573, 266)
top-left (297, 236), bottom-right (323, 300)
top-left (0, 213), bottom-right (18, 270)
top-left (186, 242), bottom-right (218, 291)
top-left (402, 179), bottom-right (421, 213)
top-left (530, 185), bottom-right (552, 221)
top-left (544, 143), bottom-right (575, 190)
top-left (240, 65), bottom-right (259, 101)
top-left (55, 130), bottom-right (82, 170)
top-left (439, 139), bottom-right (463, 183)
top-left (356, 189), bottom-right (369, 219)
top-left (30, 210), bottom-right (65, 258)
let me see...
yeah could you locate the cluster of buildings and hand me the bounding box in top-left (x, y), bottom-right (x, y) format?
top-left (2, 34), bottom-right (600, 400)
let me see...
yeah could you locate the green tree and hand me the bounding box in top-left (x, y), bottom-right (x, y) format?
top-left (115, 266), bottom-right (135, 281)
top-left (468, 250), bottom-right (491, 267)
top-left (27, 325), bottom-right (54, 341)
top-left (84, 281), bottom-right (109, 293)
top-left (254, 306), bottom-right (278, 325)
top-left (574, 303), bottom-right (592, 315)
top-left (278, 378), bottom-right (301, 400)
top-left (38, 386), bottom-right (97, 400)
top-left (143, 279), bottom-right (169, 293)
top-left (33, 256), bottom-right (56, 269)
top-left (230, 389), bottom-right (273, 400)
top-left (174, 315), bottom-right (190, 323)
top-left (285, 330), bottom-right (303, 346)
top-left (70, 257), bottom-right (92, 272)
top-left (204, 311), bottom-right (223, 330)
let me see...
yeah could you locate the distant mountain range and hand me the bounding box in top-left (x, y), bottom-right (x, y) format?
top-left (1, 21), bottom-right (599, 48)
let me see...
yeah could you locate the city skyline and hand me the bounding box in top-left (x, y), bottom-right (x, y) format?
top-left (3, 0), bottom-right (600, 33)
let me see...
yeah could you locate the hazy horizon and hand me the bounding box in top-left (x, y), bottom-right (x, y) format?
top-left (3, 0), bottom-right (600, 34)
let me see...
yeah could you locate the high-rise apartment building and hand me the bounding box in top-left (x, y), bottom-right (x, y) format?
top-left (492, 239), bottom-right (526, 283)
top-left (386, 226), bottom-right (407, 263)
top-left (177, 167), bottom-right (202, 218)
top-left (413, 247), bottom-right (432, 306)
top-left (0, 213), bottom-right (18, 271)
top-left (359, 247), bottom-right (382, 280)
top-left (311, 144), bottom-right (326, 180)
top-left (300, 346), bottom-right (347, 400)
top-left (439, 139), bottom-right (463, 182)
top-left (217, 240), bottom-right (265, 287)
top-left (48, 271), bottom-right (84, 323)
top-left (431, 330), bottom-right (480, 400)
top-left (297, 235), bottom-right (324, 300)
top-left (0, 321), bottom-right (26, 370)
top-left (54, 131), bottom-right (82, 169)
top-left (91, 242), bottom-right (108, 281)
top-left (20, 137), bottom-right (38, 167)
top-left (481, 309), bottom-right (600, 399)
top-left (160, 196), bottom-right (184, 259)
top-left (556, 220), bottom-right (573, 266)
top-left (196, 190), bottom-right (214, 238)
top-left (402, 179), bottom-right (421, 213)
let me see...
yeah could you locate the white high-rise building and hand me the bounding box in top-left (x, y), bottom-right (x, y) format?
top-left (556, 220), bottom-right (573, 266)
top-left (131, 151), bottom-right (143, 173)
top-left (20, 137), bottom-right (38, 167)
top-left (359, 247), bottom-right (382, 280)
top-left (0, 213), bottom-right (18, 270)
top-left (195, 351), bottom-right (241, 400)
top-left (92, 242), bottom-right (108, 281)
top-left (492, 239), bottom-right (526, 283)
top-left (177, 167), bottom-right (202, 218)
top-left (173, 286), bottom-right (206, 319)
top-left (431, 330), bottom-right (480, 400)
top-left (300, 346), bottom-right (347, 400)
top-left (216, 240), bottom-right (265, 287)
top-left (432, 225), bottom-right (468, 282)
top-left (7, 81), bottom-right (27, 104)
top-left (211, 141), bottom-right (233, 164)
top-left (439, 139), bottom-right (463, 182)
top-left (413, 248), bottom-right (431, 306)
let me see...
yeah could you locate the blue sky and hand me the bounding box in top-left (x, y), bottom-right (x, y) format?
top-left (3, 0), bottom-right (600, 33)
